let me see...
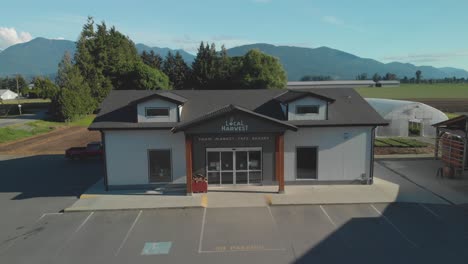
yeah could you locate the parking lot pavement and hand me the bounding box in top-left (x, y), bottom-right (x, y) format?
top-left (1, 204), bottom-right (468, 264)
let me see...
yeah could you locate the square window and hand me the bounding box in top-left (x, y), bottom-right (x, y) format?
top-left (145, 107), bottom-right (169, 117)
top-left (149, 150), bottom-right (172, 183)
top-left (296, 105), bottom-right (319, 114)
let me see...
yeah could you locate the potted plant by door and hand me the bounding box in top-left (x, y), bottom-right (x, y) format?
top-left (192, 173), bottom-right (208, 193)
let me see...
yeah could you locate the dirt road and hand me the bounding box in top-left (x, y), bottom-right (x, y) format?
top-left (0, 126), bottom-right (100, 155)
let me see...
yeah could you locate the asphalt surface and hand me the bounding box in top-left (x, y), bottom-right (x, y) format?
top-left (1, 155), bottom-right (468, 263)
top-left (0, 110), bottom-right (47, 128)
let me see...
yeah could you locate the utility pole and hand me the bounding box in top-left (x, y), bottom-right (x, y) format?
top-left (16, 74), bottom-right (22, 115)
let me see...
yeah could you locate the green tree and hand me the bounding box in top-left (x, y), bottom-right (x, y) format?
top-left (33, 77), bottom-right (59, 99)
top-left (54, 53), bottom-right (95, 121)
top-left (372, 73), bottom-right (382, 82)
top-left (191, 42), bottom-right (219, 89)
top-left (356, 73), bottom-right (368, 80)
top-left (415, 70), bottom-right (422, 83)
top-left (163, 51), bottom-right (191, 89)
top-left (128, 61), bottom-right (171, 90)
top-left (237, 49), bottom-right (287, 89)
top-left (141, 50), bottom-right (163, 70)
top-left (301, 75), bottom-right (332, 81)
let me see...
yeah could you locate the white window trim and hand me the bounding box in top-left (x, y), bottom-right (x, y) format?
top-left (145, 107), bottom-right (170, 118)
top-left (295, 105), bottom-right (320, 115)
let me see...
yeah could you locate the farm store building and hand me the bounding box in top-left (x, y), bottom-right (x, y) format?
top-left (89, 89), bottom-right (388, 194)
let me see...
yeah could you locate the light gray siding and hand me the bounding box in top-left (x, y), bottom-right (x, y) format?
top-left (137, 98), bottom-right (178, 123)
top-left (288, 96), bottom-right (327, 120)
top-left (105, 130), bottom-right (186, 186)
top-left (284, 127), bottom-right (372, 182)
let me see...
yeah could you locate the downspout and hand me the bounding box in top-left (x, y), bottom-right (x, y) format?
top-left (101, 130), bottom-right (109, 191)
top-left (369, 126), bottom-right (376, 184)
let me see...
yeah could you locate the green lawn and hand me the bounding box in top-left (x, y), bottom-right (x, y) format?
top-left (0, 115), bottom-right (95, 144)
top-left (1, 98), bottom-right (51, 105)
top-left (356, 83), bottom-right (468, 99)
top-left (375, 137), bottom-right (429, 148)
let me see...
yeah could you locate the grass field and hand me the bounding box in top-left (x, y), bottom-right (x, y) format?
top-left (0, 98), bottom-right (51, 104)
top-left (356, 83), bottom-right (468, 99)
top-left (0, 115), bottom-right (95, 144)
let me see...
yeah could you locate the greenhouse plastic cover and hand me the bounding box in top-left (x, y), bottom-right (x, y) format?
top-left (366, 98), bottom-right (448, 137)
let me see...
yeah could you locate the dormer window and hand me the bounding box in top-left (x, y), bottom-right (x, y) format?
top-left (145, 107), bottom-right (170, 117)
top-left (296, 105), bottom-right (320, 115)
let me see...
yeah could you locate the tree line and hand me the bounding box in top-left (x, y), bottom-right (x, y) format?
top-left (26, 17), bottom-right (286, 121)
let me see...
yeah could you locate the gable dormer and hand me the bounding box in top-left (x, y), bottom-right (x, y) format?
top-left (133, 92), bottom-right (187, 123)
top-left (275, 90), bottom-right (335, 121)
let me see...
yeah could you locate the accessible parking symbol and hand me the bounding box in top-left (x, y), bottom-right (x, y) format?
top-left (141, 242), bottom-right (172, 255)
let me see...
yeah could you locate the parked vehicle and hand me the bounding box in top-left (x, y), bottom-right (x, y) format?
top-left (65, 142), bottom-right (103, 160)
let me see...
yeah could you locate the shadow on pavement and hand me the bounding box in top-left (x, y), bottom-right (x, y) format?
top-left (0, 155), bottom-right (103, 200)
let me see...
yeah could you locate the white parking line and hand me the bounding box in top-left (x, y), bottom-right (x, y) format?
top-left (115, 210), bottom-right (142, 256)
top-left (198, 208), bottom-right (207, 253)
top-left (370, 204), bottom-right (418, 248)
top-left (55, 212), bottom-right (94, 257)
top-left (419, 203), bottom-right (441, 219)
top-left (36, 212), bottom-right (63, 222)
top-left (319, 205), bottom-right (337, 227)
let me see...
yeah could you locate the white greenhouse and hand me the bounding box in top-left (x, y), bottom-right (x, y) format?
top-left (366, 98), bottom-right (448, 137)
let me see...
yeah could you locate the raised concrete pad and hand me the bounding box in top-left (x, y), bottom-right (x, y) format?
top-left (65, 162), bottom-right (451, 212)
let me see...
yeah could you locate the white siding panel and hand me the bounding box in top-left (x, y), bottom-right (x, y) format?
top-left (284, 127), bottom-right (372, 182)
top-left (137, 99), bottom-right (178, 122)
top-left (105, 130), bottom-right (186, 186)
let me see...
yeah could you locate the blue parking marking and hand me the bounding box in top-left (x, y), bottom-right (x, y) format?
top-left (141, 242), bottom-right (172, 255)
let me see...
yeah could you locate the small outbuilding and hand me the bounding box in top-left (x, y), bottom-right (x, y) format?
top-left (0, 89), bottom-right (18, 100)
top-left (366, 98), bottom-right (448, 137)
top-left (433, 115), bottom-right (468, 173)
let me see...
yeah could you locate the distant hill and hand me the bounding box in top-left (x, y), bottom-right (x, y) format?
top-left (135, 44), bottom-right (195, 64)
top-left (0, 38), bottom-right (195, 77)
top-left (0, 37), bottom-right (76, 77)
top-left (227, 43), bottom-right (468, 80)
top-left (1, 39), bottom-right (467, 81)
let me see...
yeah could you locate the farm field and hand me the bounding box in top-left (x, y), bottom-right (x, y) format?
top-left (356, 83), bottom-right (468, 99)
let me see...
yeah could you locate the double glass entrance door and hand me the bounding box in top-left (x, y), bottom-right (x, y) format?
top-left (206, 148), bottom-right (262, 185)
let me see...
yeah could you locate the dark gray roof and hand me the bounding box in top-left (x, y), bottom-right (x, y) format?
top-left (89, 88), bottom-right (388, 130)
top-left (274, 90), bottom-right (335, 103)
top-left (172, 104), bottom-right (298, 132)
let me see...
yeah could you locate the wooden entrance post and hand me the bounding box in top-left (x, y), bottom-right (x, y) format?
top-left (275, 134), bottom-right (285, 193)
top-left (185, 135), bottom-right (193, 195)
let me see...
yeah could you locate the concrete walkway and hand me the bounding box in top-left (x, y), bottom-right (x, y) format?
top-left (65, 162), bottom-right (449, 212)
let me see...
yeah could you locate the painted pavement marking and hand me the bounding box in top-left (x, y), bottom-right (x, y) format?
top-left (141, 242), bottom-right (172, 255)
top-left (418, 203), bottom-right (442, 219)
top-left (319, 205), bottom-right (337, 227)
top-left (115, 210), bottom-right (142, 256)
top-left (197, 208), bottom-right (207, 253)
top-left (55, 212), bottom-right (94, 257)
top-left (370, 204), bottom-right (419, 248)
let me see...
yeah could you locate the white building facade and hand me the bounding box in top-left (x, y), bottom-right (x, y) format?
top-left (91, 89), bottom-right (386, 193)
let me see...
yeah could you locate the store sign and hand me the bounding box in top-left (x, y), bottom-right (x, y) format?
top-left (221, 117), bottom-right (248, 132)
top-left (197, 135), bottom-right (270, 142)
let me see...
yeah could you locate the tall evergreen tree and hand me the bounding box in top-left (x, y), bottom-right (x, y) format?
top-left (163, 51), bottom-right (191, 89)
top-left (141, 50), bottom-right (163, 70)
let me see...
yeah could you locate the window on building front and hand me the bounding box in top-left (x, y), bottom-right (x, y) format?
top-left (148, 150), bottom-right (172, 183)
top-left (296, 105), bottom-right (320, 114)
top-left (145, 107), bottom-right (169, 117)
top-left (296, 147), bottom-right (318, 179)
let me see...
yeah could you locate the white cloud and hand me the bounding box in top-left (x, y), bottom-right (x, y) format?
top-left (0, 27), bottom-right (33, 49)
top-left (54, 37), bottom-right (65, 40)
top-left (322, 16), bottom-right (344, 26)
top-left (382, 50), bottom-right (468, 63)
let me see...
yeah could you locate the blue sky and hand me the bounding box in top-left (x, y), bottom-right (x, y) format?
top-left (1, 0), bottom-right (468, 70)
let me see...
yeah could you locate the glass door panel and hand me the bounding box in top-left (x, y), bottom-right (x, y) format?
top-left (207, 152), bottom-right (220, 184)
top-left (221, 152), bottom-right (233, 184)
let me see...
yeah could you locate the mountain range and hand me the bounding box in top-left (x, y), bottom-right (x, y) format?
top-left (1, 37), bottom-right (467, 80)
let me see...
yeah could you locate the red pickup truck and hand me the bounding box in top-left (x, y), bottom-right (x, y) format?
top-left (65, 142), bottom-right (103, 160)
